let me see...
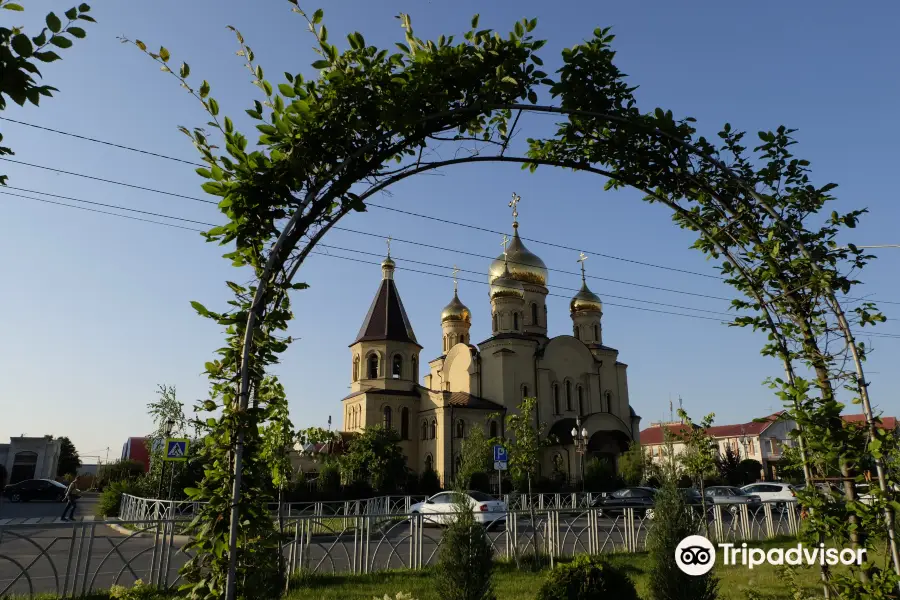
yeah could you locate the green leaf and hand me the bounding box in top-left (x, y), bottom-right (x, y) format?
top-left (2, 3), bottom-right (24, 10)
top-left (195, 168), bottom-right (212, 178)
top-left (190, 301), bottom-right (210, 316)
top-left (311, 59), bottom-right (330, 69)
top-left (77, 14), bottom-right (95, 22)
top-left (32, 29), bottom-right (48, 46)
top-left (11, 34), bottom-right (33, 57)
top-left (199, 80), bottom-right (210, 98)
top-left (46, 12), bottom-right (62, 33)
top-left (68, 26), bottom-right (86, 38)
top-left (312, 8), bottom-right (323, 24)
top-left (49, 35), bottom-right (73, 49)
top-left (159, 46), bottom-right (170, 62)
top-left (184, 487), bottom-right (202, 498)
top-left (33, 51), bottom-right (61, 63)
top-left (277, 83), bottom-right (295, 97)
top-left (224, 116), bottom-right (234, 133)
top-left (179, 62), bottom-right (190, 78)
top-left (78, 3), bottom-right (90, 11)
top-left (208, 98), bottom-right (219, 116)
top-left (514, 22), bottom-right (524, 37)
top-left (471, 13), bottom-right (480, 28)
top-left (135, 39), bottom-right (146, 51)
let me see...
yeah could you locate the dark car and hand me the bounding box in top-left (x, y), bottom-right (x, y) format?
top-left (2, 479), bottom-right (68, 503)
top-left (594, 487), bottom-right (657, 519)
top-left (679, 487), bottom-right (704, 505)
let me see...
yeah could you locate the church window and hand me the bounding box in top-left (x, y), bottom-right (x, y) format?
top-left (594, 324), bottom-right (599, 341)
top-left (443, 337), bottom-right (447, 352)
top-left (531, 302), bottom-right (538, 325)
top-left (544, 305), bottom-right (548, 324)
top-left (565, 381), bottom-right (572, 411)
top-left (352, 355), bottom-right (359, 382)
top-left (412, 356), bottom-right (418, 382)
top-left (383, 406), bottom-right (393, 430)
top-left (577, 386), bottom-right (584, 415)
top-left (368, 354), bottom-right (379, 379)
top-left (553, 384), bottom-right (560, 415)
top-left (455, 419), bottom-right (465, 439)
top-left (490, 420), bottom-right (498, 439)
top-left (425, 454), bottom-right (434, 471)
top-left (574, 325), bottom-right (580, 340)
top-left (513, 313), bottom-right (519, 330)
top-left (400, 407), bottom-right (409, 440)
top-left (492, 313), bottom-right (498, 332)
top-left (430, 419), bottom-right (437, 439)
top-left (392, 354), bottom-right (403, 379)
top-left (605, 390), bottom-right (612, 412)
top-left (421, 420), bottom-right (427, 440)
top-left (523, 385), bottom-right (528, 399)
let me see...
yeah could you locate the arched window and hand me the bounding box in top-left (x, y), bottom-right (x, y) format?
top-left (605, 390), bottom-right (612, 412)
top-left (421, 420), bottom-right (428, 440)
top-left (430, 419), bottom-right (437, 439)
top-left (577, 386), bottom-right (584, 415)
top-left (553, 384), bottom-right (560, 415)
top-left (594, 324), bottom-right (599, 341)
top-left (368, 354), bottom-right (379, 379)
top-left (443, 336), bottom-right (447, 352)
top-left (523, 385), bottom-right (529, 399)
top-left (352, 355), bottom-right (359, 382)
top-left (455, 419), bottom-right (465, 439)
top-left (411, 356), bottom-right (418, 382)
top-left (531, 302), bottom-right (538, 325)
top-left (383, 406), bottom-right (392, 430)
top-left (400, 407), bottom-right (409, 440)
top-left (460, 334), bottom-right (466, 344)
top-left (513, 312), bottom-right (519, 330)
top-left (425, 454), bottom-right (434, 472)
top-left (574, 325), bottom-right (580, 340)
top-left (392, 354), bottom-right (403, 379)
top-left (490, 420), bottom-right (498, 439)
top-left (492, 313), bottom-right (498, 332)
top-left (565, 381), bottom-right (572, 411)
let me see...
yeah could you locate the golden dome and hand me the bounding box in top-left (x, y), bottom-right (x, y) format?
top-left (490, 263), bottom-right (525, 300)
top-left (441, 292), bottom-right (471, 323)
top-left (489, 228), bottom-right (548, 287)
top-left (570, 280), bottom-right (603, 313)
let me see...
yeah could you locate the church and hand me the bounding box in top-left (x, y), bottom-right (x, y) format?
top-left (341, 195), bottom-right (641, 486)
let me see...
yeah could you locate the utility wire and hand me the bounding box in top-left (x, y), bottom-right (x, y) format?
top-left (5, 189), bottom-right (899, 340)
top-left (1, 128), bottom-right (896, 306)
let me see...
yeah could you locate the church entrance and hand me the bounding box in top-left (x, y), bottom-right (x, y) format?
top-left (587, 430), bottom-right (631, 475)
top-left (10, 451), bottom-right (38, 484)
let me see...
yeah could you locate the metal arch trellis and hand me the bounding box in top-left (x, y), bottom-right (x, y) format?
top-left (222, 102), bottom-right (896, 593)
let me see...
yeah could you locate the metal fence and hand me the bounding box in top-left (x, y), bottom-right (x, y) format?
top-left (2, 501), bottom-right (800, 597)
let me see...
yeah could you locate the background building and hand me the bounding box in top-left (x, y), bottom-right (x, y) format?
top-left (0, 435), bottom-right (62, 483)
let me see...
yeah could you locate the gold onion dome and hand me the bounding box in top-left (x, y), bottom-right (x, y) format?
top-left (490, 263), bottom-right (525, 300)
top-left (441, 292), bottom-right (471, 323)
top-left (488, 228), bottom-right (548, 287)
top-left (570, 280), bottom-right (603, 313)
top-left (381, 255), bottom-right (395, 269)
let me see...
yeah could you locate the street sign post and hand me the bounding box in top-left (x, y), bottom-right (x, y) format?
top-left (493, 445), bottom-right (508, 497)
top-left (164, 438), bottom-right (189, 462)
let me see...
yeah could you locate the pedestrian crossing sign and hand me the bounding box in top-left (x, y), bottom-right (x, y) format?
top-left (164, 438), bottom-right (189, 461)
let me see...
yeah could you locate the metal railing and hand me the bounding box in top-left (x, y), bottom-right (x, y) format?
top-left (3, 500), bottom-right (801, 597)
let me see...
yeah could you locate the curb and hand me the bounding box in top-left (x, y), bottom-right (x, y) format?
top-left (107, 521), bottom-right (193, 544)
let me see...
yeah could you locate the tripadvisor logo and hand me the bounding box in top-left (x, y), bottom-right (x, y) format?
top-left (676, 536), bottom-right (866, 575)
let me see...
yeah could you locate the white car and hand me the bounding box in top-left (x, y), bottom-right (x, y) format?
top-left (409, 491), bottom-right (507, 526)
top-left (741, 482), bottom-right (796, 509)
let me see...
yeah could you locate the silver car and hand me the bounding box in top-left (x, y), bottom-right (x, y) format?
top-left (705, 486), bottom-right (761, 512)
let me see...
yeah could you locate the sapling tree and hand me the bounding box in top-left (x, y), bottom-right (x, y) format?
top-left (675, 410), bottom-right (716, 537)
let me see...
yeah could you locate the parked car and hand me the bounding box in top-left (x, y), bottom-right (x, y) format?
top-left (594, 487), bottom-right (657, 519)
top-left (704, 486), bottom-right (761, 513)
top-left (679, 488), bottom-right (703, 505)
top-left (856, 483), bottom-right (900, 506)
top-left (2, 479), bottom-right (68, 503)
top-left (742, 482), bottom-right (796, 510)
top-left (409, 491), bottom-right (507, 526)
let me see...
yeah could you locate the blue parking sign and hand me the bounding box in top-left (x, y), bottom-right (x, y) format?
top-left (493, 445), bottom-right (508, 463)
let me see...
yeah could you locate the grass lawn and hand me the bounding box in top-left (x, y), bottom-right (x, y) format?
top-left (286, 538), bottom-right (855, 600)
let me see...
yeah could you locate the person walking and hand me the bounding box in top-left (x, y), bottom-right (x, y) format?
top-left (61, 479), bottom-right (79, 521)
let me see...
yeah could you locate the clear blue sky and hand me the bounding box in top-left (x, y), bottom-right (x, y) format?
top-left (2, 1), bottom-right (898, 464)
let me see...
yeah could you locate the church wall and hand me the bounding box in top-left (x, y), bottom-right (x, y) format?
top-left (478, 339), bottom-right (536, 410)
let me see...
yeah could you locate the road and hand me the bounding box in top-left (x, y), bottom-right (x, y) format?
top-left (0, 493), bottom-right (101, 524)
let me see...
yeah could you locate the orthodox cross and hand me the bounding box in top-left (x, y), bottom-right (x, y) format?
top-left (386, 235), bottom-right (392, 258)
top-left (577, 251), bottom-right (588, 281)
top-left (509, 192), bottom-right (521, 224)
top-left (501, 234), bottom-right (510, 257)
top-left (452, 265), bottom-right (460, 293)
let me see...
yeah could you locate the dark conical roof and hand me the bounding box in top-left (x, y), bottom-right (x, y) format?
top-left (352, 277), bottom-right (420, 347)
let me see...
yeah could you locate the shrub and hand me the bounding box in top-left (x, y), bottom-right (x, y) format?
top-left (317, 462), bottom-right (341, 498)
top-left (646, 479), bottom-right (718, 600)
top-left (535, 555), bottom-right (639, 600)
top-left (433, 492), bottom-right (495, 600)
top-left (95, 459), bottom-right (145, 491)
top-left (98, 481), bottom-right (140, 517)
top-left (109, 579), bottom-right (168, 599)
top-left (372, 594), bottom-right (418, 600)
top-left (419, 467), bottom-right (441, 496)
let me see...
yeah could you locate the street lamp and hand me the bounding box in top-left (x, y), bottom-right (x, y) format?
top-left (571, 416), bottom-right (589, 492)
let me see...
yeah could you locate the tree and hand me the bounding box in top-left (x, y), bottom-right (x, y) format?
top-left (145, 384), bottom-right (187, 498)
top-left (737, 459), bottom-right (763, 485)
top-left (715, 447), bottom-right (741, 486)
top-left (340, 425), bottom-right (407, 493)
top-left (675, 410), bottom-right (717, 537)
top-left (56, 436), bottom-right (81, 477)
top-left (501, 397), bottom-right (549, 498)
top-left (0, 1), bottom-right (94, 184)
top-left (583, 457), bottom-right (621, 492)
top-left (296, 426), bottom-right (341, 463)
top-left (456, 423), bottom-right (492, 490)
top-left (619, 441), bottom-right (646, 486)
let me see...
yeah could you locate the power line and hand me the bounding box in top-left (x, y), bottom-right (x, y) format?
top-left (5, 189), bottom-right (898, 340)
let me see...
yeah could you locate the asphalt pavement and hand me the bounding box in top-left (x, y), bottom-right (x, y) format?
top-left (0, 493), bottom-right (101, 524)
